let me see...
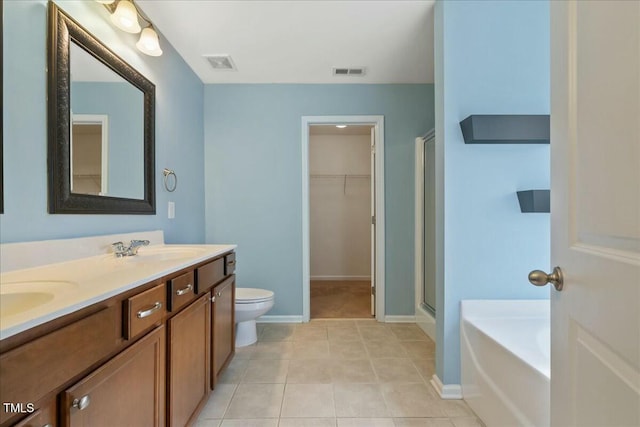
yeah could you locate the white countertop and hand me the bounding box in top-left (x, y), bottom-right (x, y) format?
top-left (0, 244), bottom-right (236, 341)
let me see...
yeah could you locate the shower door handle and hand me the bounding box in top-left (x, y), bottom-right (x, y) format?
top-left (528, 266), bottom-right (564, 291)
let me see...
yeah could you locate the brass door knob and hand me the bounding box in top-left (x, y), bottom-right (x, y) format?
top-left (529, 266), bottom-right (564, 291)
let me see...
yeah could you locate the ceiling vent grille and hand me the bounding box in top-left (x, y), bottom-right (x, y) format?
top-left (204, 55), bottom-right (237, 71)
top-left (333, 67), bottom-right (366, 76)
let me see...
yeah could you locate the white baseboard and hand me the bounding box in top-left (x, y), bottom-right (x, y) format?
top-left (257, 315), bottom-right (303, 323)
top-left (431, 374), bottom-right (463, 400)
top-left (384, 315), bottom-right (416, 323)
top-left (310, 276), bottom-right (371, 281)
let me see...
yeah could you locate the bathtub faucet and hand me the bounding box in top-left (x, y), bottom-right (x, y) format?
top-left (111, 240), bottom-right (150, 257)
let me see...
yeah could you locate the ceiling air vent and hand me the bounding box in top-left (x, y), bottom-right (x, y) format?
top-left (204, 55), bottom-right (237, 71)
top-left (333, 67), bottom-right (366, 77)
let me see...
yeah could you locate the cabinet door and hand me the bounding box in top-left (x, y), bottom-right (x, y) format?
top-left (12, 398), bottom-right (56, 427)
top-left (167, 294), bottom-right (211, 427)
top-left (211, 275), bottom-right (235, 388)
top-left (61, 326), bottom-right (165, 427)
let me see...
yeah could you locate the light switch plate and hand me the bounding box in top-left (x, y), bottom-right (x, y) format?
top-left (168, 201), bottom-right (175, 219)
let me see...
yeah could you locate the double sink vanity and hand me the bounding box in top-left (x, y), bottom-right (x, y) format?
top-left (0, 235), bottom-right (237, 427)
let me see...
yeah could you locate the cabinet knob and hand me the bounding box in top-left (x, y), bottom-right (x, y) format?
top-left (211, 296), bottom-right (216, 303)
top-left (43, 425), bottom-right (53, 427)
top-left (72, 395), bottom-right (91, 411)
top-left (217, 291), bottom-right (222, 297)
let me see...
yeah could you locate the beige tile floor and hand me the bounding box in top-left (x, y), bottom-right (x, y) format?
top-left (195, 320), bottom-right (484, 427)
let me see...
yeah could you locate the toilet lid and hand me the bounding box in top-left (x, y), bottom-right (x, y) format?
top-left (236, 288), bottom-right (274, 303)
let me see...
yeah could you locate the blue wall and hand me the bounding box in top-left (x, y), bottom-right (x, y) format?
top-left (204, 84), bottom-right (434, 316)
top-left (1, 0), bottom-right (205, 244)
top-left (435, 0), bottom-right (551, 385)
top-left (71, 82), bottom-right (144, 199)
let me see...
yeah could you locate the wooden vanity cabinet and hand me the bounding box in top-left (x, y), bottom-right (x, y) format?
top-left (211, 275), bottom-right (235, 387)
top-left (1, 250), bottom-right (236, 427)
top-left (61, 326), bottom-right (165, 427)
top-left (167, 294), bottom-right (211, 427)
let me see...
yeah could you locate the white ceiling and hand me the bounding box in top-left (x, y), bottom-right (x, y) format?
top-left (136, 0), bottom-right (435, 84)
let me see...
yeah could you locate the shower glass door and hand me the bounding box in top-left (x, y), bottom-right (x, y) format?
top-left (422, 135), bottom-right (436, 314)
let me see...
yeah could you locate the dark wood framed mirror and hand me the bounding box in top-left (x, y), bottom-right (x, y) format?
top-left (1, 0), bottom-right (4, 214)
top-left (48, 2), bottom-right (155, 214)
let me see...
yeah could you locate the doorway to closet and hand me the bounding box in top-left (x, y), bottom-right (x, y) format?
top-left (309, 124), bottom-right (374, 318)
top-left (301, 116), bottom-right (385, 322)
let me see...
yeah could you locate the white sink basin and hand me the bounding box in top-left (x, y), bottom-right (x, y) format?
top-left (0, 281), bottom-right (79, 317)
top-left (1, 292), bottom-right (55, 317)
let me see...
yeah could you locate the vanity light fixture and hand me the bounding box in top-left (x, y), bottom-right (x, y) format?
top-left (96, 0), bottom-right (163, 57)
top-left (136, 26), bottom-right (163, 57)
top-left (110, 0), bottom-right (141, 33)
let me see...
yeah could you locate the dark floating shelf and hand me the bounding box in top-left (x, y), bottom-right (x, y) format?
top-left (517, 190), bottom-right (550, 213)
top-left (460, 115), bottom-right (550, 144)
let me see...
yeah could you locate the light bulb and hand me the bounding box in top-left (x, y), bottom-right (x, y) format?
top-left (111, 0), bottom-right (141, 33)
top-left (336, 125), bottom-right (347, 129)
top-left (95, 0), bottom-right (115, 4)
top-left (136, 27), bottom-right (163, 56)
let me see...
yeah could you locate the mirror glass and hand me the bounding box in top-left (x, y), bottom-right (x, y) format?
top-left (70, 42), bottom-right (144, 199)
top-left (48, 3), bottom-right (155, 214)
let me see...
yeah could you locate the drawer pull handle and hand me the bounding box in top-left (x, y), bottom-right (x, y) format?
top-left (137, 302), bottom-right (163, 319)
top-left (176, 283), bottom-right (193, 296)
top-left (211, 296), bottom-right (216, 303)
top-left (72, 395), bottom-right (91, 411)
top-left (227, 260), bottom-right (236, 266)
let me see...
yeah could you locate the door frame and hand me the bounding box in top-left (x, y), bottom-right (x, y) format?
top-left (301, 115), bottom-right (385, 322)
top-left (70, 114), bottom-right (109, 196)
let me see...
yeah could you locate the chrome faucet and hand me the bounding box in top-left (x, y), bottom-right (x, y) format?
top-left (111, 239), bottom-right (150, 257)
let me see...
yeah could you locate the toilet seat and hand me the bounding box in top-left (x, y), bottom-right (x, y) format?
top-left (236, 288), bottom-right (274, 304)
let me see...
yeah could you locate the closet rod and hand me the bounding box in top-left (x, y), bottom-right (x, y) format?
top-left (309, 174), bottom-right (370, 178)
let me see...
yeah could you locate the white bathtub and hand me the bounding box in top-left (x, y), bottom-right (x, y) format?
top-left (461, 300), bottom-right (550, 427)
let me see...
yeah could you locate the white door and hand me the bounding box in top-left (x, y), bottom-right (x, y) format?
top-left (549, 2), bottom-right (640, 426)
top-left (370, 127), bottom-right (376, 316)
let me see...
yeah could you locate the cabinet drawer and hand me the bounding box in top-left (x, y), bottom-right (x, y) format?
top-left (225, 252), bottom-right (236, 275)
top-left (0, 306), bottom-right (120, 425)
top-left (168, 271), bottom-right (195, 312)
top-left (196, 258), bottom-right (225, 294)
top-left (124, 284), bottom-right (166, 340)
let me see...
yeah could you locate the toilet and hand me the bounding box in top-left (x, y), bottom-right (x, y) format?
top-left (235, 287), bottom-right (275, 347)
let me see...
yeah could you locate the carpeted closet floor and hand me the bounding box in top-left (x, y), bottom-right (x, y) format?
top-left (310, 280), bottom-right (373, 318)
